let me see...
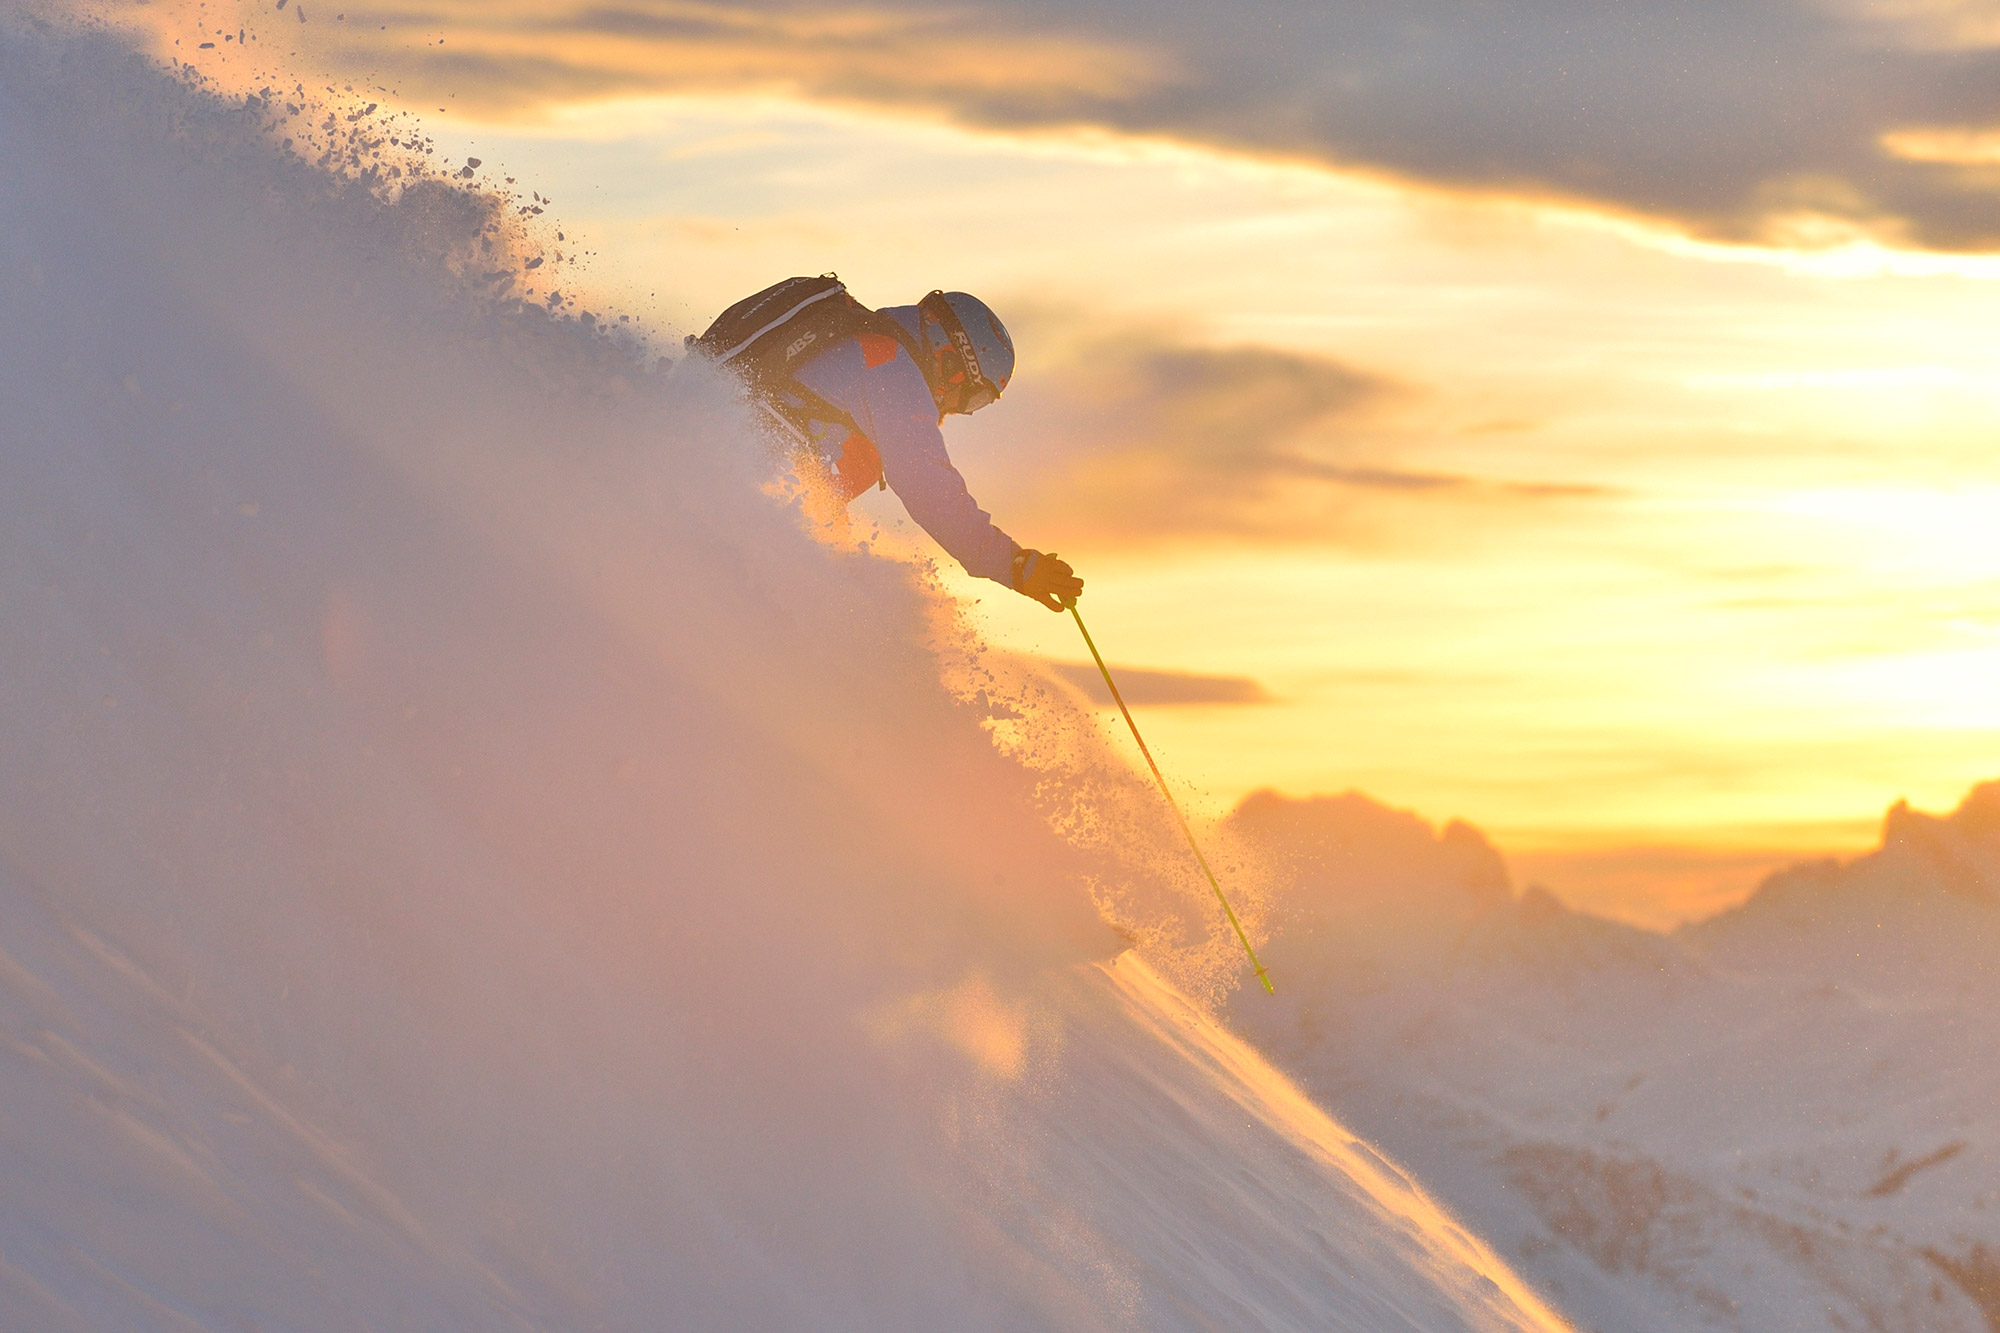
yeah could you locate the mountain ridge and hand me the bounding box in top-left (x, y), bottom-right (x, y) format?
top-left (1225, 781), bottom-right (2000, 1331)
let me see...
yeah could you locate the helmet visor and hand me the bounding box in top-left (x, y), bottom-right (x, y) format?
top-left (956, 380), bottom-right (999, 414)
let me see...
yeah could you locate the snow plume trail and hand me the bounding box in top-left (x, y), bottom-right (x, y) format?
top-left (0, 18), bottom-right (1571, 1331)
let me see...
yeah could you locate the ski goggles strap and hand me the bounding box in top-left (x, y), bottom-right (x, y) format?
top-left (919, 289), bottom-right (998, 408)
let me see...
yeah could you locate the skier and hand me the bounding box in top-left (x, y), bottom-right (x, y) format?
top-left (695, 278), bottom-right (1084, 612)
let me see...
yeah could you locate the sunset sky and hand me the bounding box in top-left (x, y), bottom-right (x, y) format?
top-left (115, 0), bottom-right (2000, 925)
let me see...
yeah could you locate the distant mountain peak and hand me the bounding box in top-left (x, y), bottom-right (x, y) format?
top-left (1229, 788), bottom-right (1513, 916)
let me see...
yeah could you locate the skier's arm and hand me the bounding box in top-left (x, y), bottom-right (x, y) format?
top-left (844, 350), bottom-right (1021, 587)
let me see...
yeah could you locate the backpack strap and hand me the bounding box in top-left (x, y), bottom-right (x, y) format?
top-left (759, 378), bottom-right (851, 448)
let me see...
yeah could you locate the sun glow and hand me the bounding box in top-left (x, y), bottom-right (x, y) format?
top-left (137, 10), bottom-right (2000, 924)
top-left (446, 94), bottom-right (2000, 921)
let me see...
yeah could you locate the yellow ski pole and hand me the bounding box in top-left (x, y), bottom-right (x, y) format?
top-left (1066, 600), bottom-right (1274, 995)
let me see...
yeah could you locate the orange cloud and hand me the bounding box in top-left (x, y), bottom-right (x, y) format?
top-left (121, 0), bottom-right (2000, 250)
top-left (1880, 126), bottom-right (2000, 164)
top-left (152, 0), bottom-right (1169, 119)
top-left (1043, 660), bottom-right (1269, 706)
top-left (968, 335), bottom-right (1607, 546)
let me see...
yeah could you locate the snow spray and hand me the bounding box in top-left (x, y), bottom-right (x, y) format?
top-left (1067, 603), bottom-right (1275, 994)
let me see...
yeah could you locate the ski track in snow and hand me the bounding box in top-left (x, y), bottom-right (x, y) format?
top-left (0, 18), bottom-right (1571, 1330)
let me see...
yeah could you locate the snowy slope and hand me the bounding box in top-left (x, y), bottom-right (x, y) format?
top-left (0, 19), bottom-right (1569, 1330)
top-left (1224, 787), bottom-right (2000, 1332)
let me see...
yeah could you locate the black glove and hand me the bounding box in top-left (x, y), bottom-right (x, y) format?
top-left (1010, 548), bottom-right (1083, 612)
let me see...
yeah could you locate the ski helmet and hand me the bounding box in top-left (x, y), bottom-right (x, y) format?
top-left (918, 290), bottom-right (1014, 414)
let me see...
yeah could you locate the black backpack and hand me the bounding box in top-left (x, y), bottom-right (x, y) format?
top-left (689, 275), bottom-right (924, 446)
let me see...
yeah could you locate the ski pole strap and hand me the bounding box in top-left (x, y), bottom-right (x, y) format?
top-left (1066, 602), bottom-right (1274, 995)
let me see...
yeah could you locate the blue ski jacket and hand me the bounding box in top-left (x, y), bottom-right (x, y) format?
top-left (783, 305), bottom-right (1019, 587)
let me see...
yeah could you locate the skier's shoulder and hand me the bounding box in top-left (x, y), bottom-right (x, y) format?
top-left (799, 313), bottom-right (928, 402)
top-left (845, 304), bottom-right (925, 379)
